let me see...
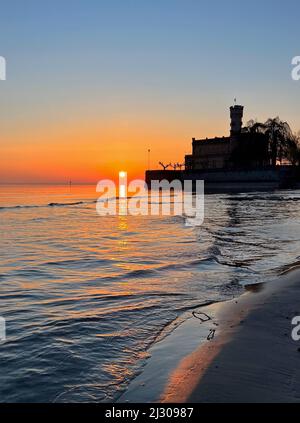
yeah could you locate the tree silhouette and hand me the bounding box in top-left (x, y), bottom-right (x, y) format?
top-left (284, 132), bottom-right (300, 165)
top-left (231, 117), bottom-right (300, 167)
top-left (263, 118), bottom-right (294, 166)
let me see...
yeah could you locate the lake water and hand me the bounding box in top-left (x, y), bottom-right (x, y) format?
top-left (1, 184), bottom-right (300, 402)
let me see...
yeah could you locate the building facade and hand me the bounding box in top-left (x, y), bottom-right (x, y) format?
top-left (185, 105), bottom-right (244, 170)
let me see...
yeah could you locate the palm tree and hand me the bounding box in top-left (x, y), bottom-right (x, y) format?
top-left (159, 162), bottom-right (171, 171)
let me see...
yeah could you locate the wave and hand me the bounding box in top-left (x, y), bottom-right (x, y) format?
top-left (0, 195), bottom-right (144, 211)
top-left (0, 204), bottom-right (40, 210)
top-left (276, 259), bottom-right (300, 275)
top-left (228, 195), bottom-right (300, 202)
top-left (3, 193), bottom-right (298, 211)
top-left (48, 201), bottom-right (85, 207)
top-left (0, 200), bottom-right (97, 211)
top-left (151, 299), bottom-right (222, 345)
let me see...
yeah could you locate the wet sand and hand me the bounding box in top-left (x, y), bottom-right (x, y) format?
top-left (118, 270), bottom-right (300, 403)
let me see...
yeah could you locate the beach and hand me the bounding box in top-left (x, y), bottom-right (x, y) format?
top-left (119, 268), bottom-right (300, 403)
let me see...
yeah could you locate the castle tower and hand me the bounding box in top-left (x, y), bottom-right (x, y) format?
top-left (230, 104), bottom-right (244, 136)
top-left (229, 104), bottom-right (244, 154)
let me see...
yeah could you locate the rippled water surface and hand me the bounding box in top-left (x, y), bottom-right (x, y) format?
top-left (1, 184), bottom-right (300, 402)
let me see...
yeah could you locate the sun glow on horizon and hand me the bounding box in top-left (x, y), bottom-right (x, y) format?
top-left (119, 171), bottom-right (127, 199)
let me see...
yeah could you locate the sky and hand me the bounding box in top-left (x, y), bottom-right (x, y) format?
top-left (0, 0), bottom-right (300, 183)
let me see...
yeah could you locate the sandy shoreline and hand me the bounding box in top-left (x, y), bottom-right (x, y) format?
top-left (118, 270), bottom-right (300, 403)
